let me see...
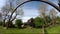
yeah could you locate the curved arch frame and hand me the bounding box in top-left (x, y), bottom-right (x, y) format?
top-left (9, 0), bottom-right (60, 20)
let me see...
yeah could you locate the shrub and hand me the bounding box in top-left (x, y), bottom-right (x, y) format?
top-left (0, 22), bottom-right (3, 26)
top-left (33, 17), bottom-right (45, 28)
top-left (15, 19), bottom-right (22, 28)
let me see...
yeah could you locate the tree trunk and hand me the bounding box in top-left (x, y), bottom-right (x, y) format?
top-left (6, 21), bottom-right (9, 29)
top-left (6, 21), bottom-right (13, 29)
top-left (42, 25), bottom-right (45, 34)
top-left (6, 20), bottom-right (11, 29)
top-left (3, 20), bottom-right (6, 27)
top-left (3, 22), bottom-right (5, 27)
top-left (6, 15), bottom-right (17, 29)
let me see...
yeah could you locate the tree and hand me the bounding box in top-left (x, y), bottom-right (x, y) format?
top-left (56, 16), bottom-right (60, 24)
top-left (1, 0), bottom-right (24, 29)
top-left (49, 8), bottom-right (57, 25)
top-left (45, 16), bottom-right (51, 24)
top-left (34, 17), bottom-right (45, 28)
top-left (38, 3), bottom-right (48, 25)
top-left (15, 19), bottom-right (22, 28)
top-left (0, 12), bottom-right (2, 22)
top-left (38, 3), bottom-right (48, 34)
top-left (0, 12), bottom-right (3, 26)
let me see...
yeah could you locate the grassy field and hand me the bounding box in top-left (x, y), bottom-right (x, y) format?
top-left (0, 25), bottom-right (60, 34)
top-left (45, 25), bottom-right (60, 34)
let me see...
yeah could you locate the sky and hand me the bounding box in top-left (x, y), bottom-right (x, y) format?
top-left (21, 0), bottom-right (59, 22)
top-left (0, 0), bottom-right (59, 22)
top-left (0, 0), bottom-right (6, 9)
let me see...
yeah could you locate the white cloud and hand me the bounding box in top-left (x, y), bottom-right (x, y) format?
top-left (16, 8), bottom-right (39, 22)
top-left (21, 16), bottom-right (36, 23)
top-left (22, 17), bottom-right (31, 23)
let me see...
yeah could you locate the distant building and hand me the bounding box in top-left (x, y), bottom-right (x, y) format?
top-left (27, 18), bottom-right (35, 27)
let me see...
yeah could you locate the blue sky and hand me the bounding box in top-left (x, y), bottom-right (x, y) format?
top-left (21, 0), bottom-right (59, 22)
top-left (0, 0), bottom-right (6, 9)
top-left (0, 0), bottom-right (59, 22)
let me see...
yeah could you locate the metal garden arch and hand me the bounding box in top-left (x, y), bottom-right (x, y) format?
top-left (9, 0), bottom-right (60, 20)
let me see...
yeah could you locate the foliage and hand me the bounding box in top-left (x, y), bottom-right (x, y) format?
top-left (15, 19), bottom-right (22, 28)
top-left (0, 22), bottom-right (3, 26)
top-left (1, 0), bottom-right (24, 28)
top-left (55, 16), bottom-right (60, 24)
top-left (33, 17), bottom-right (45, 28)
top-left (45, 16), bottom-right (51, 23)
top-left (33, 16), bottom-right (53, 28)
top-left (49, 8), bottom-right (57, 19)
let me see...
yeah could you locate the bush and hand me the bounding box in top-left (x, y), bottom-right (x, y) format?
top-left (15, 19), bottom-right (22, 28)
top-left (33, 17), bottom-right (45, 28)
top-left (34, 16), bottom-right (52, 28)
top-left (0, 22), bottom-right (3, 26)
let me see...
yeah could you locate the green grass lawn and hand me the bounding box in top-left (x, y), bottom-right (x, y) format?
top-left (45, 25), bottom-right (60, 34)
top-left (0, 25), bottom-right (60, 34)
top-left (0, 26), bottom-right (42, 34)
